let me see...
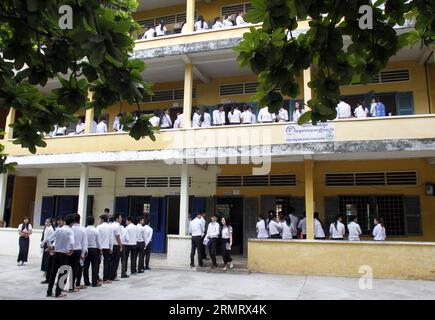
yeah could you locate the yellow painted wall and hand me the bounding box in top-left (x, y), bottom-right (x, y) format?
top-left (248, 239), bottom-right (435, 280)
top-left (11, 177), bottom-right (36, 228)
top-left (428, 63), bottom-right (435, 114)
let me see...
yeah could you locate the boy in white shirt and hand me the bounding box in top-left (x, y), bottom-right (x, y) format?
top-left (204, 214), bottom-right (220, 268)
top-left (348, 215), bottom-right (362, 241)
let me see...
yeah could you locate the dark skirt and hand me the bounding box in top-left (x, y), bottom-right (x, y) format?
top-left (270, 234), bottom-right (282, 239)
top-left (17, 236), bottom-right (30, 263)
top-left (41, 244), bottom-right (50, 271)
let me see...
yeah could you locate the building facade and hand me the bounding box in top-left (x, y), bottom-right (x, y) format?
top-left (0, 1), bottom-right (435, 275)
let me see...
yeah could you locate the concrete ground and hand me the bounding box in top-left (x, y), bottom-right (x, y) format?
top-left (1, 255), bottom-right (435, 300)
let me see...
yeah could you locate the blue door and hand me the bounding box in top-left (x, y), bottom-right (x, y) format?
top-left (396, 92), bottom-right (414, 115)
top-left (149, 197), bottom-right (167, 253)
top-left (40, 196), bottom-right (55, 226)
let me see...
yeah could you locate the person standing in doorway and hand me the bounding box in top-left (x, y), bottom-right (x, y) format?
top-left (329, 215), bottom-right (346, 240)
top-left (220, 217), bottom-right (234, 270)
top-left (136, 217), bottom-right (146, 273)
top-left (144, 217), bottom-right (153, 270)
top-left (71, 214), bottom-right (88, 291)
top-left (373, 217), bottom-right (386, 241)
top-left (204, 214), bottom-right (220, 268)
top-left (83, 216), bottom-right (102, 287)
top-left (121, 216), bottom-right (138, 277)
top-left (298, 212), bottom-right (307, 239)
top-left (110, 214), bottom-right (123, 280)
top-left (96, 214), bottom-right (113, 284)
top-left (189, 212), bottom-right (205, 268)
top-left (256, 214), bottom-right (269, 239)
top-left (40, 218), bottom-right (55, 280)
top-left (17, 217), bottom-right (33, 266)
top-left (314, 212), bottom-right (326, 240)
top-left (348, 215), bottom-right (362, 241)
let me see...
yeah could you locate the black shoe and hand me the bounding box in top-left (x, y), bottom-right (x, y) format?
top-left (112, 278), bottom-right (120, 281)
top-left (199, 264), bottom-right (204, 268)
top-left (46, 291), bottom-right (52, 297)
top-left (138, 271), bottom-right (144, 273)
top-left (121, 274), bottom-right (129, 278)
top-left (41, 280), bottom-right (49, 284)
top-left (84, 283), bottom-right (91, 287)
top-left (190, 264), bottom-right (195, 268)
top-left (203, 257), bottom-right (209, 260)
top-left (145, 267), bottom-right (151, 270)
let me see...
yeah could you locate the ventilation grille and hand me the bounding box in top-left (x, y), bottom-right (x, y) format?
top-left (219, 82), bottom-right (258, 96)
top-left (325, 171), bottom-right (417, 186)
top-left (124, 177), bottom-right (191, 188)
top-left (217, 174), bottom-right (297, 187)
top-left (47, 178), bottom-right (103, 188)
top-left (143, 88), bottom-right (196, 103)
top-left (138, 12), bottom-right (194, 28)
top-left (221, 3), bottom-right (253, 16)
top-left (351, 69), bottom-right (410, 85)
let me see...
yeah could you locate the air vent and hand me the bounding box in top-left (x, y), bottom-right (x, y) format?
top-left (125, 177), bottom-right (146, 188)
top-left (143, 88), bottom-right (196, 103)
top-left (47, 179), bottom-right (65, 188)
top-left (138, 12), bottom-right (192, 28)
top-left (386, 172), bottom-right (417, 185)
top-left (269, 174), bottom-right (297, 186)
top-left (380, 69), bottom-right (410, 83)
top-left (217, 176), bottom-right (242, 187)
top-left (146, 177), bottom-right (169, 188)
top-left (65, 178), bottom-right (80, 188)
top-left (88, 178), bottom-right (103, 188)
top-left (244, 82), bottom-right (258, 93)
top-left (355, 172), bottom-right (385, 186)
top-left (220, 83), bottom-right (244, 96)
top-left (152, 90), bottom-right (174, 102)
top-left (325, 173), bottom-right (354, 186)
top-left (221, 3), bottom-right (253, 16)
top-left (243, 175), bottom-right (269, 186)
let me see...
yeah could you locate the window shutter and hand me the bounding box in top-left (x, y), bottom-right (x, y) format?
top-left (55, 196), bottom-right (79, 217)
top-left (86, 195), bottom-right (94, 218)
top-left (324, 197), bottom-right (340, 236)
top-left (114, 197), bottom-right (129, 217)
top-left (40, 196), bottom-right (55, 226)
top-left (396, 92), bottom-right (414, 115)
top-left (404, 196), bottom-right (422, 235)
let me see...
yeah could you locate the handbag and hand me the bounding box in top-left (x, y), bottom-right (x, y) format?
top-left (203, 237), bottom-right (209, 246)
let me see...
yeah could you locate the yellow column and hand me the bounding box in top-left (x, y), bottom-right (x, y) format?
top-left (303, 67), bottom-right (312, 109)
top-left (84, 91), bottom-right (94, 134)
top-left (186, 0), bottom-right (195, 33)
top-left (183, 63), bottom-right (193, 128)
top-left (4, 108), bottom-right (15, 139)
top-left (304, 159), bottom-right (315, 240)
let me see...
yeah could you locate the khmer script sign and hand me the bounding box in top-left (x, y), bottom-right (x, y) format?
top-left (284, 123), bottom-right (335, 143)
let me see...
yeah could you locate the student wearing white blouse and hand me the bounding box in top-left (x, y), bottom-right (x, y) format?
top-left (268, 214), bottom-right (283, 239)
top-left (292, 102), bottom-right (304, 122)
top-left (329, 216), bottom-right (346, 240)
top-left (373, 217), bottom-right (386, 241)
top-left (40, 218), bottom-right (55, 283)
top-left (192, 109), bottom-right (202, 128)
top-left (348, 215), bottom-right (362, 241)
top-left (212, 17), bottom-right (224, 29)
top-left (142, 26), bottom-right (155, 39)
top-left (121, 216), bottom-right (138, 277)
top-left (17, 217), bottom-right (33, 266)
top-left (144, 218), bottom-right (153, 270)
top-left (288, 208), bottom-right (299, 239)
top-left (195, 16), bottom-right (208, 31)
top-left (314, 212), bottom-right (326, 240)
top-left (83, 216), bottom-right (102, 287)
top-left (228, 106), bottom-right (242, 124)
top-left (298, 214), bottom-right (307, 239)
top-left (220, 217), bottom-right (234, 270)
top-left (150, 110), bottom-right (161, 127)
top-left (354, 102), bottom-right (369, 118)
top-left (160, 109), bottom-right (173, 129)
top-left (155, 22), bottom-right (167, 36)
top-left (136, 217), bottom-right (147, 273)
top-left (277, 107), bottom-right (289, 122)
top-left (241, 106), bottom-right (254, 124)
top-left (201, 110), bottom-right (212, 127)
top-left (281, 215), bottom-right (293, 240)
top-left (174, 113), bottom-right (184, 128)
top-left (213, 106), bottom-right (226, 125)
top-left (236, 12), bottom-right (247, 25)
top-left (256, 215), bottom-right (269, 239)
top-left (223, 16), bottom-right (234, 27)
top-left (257, 106), bottom-right (276, 123)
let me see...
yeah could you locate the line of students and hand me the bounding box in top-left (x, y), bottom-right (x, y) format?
top-left (256, 208), bottom-right (387, 241)
top-left (39, 211), bottom-right (153, 298)
top-left (189, 212), bottom-right (234, 271)
top-left (336, 97), bottom-right (387, 119)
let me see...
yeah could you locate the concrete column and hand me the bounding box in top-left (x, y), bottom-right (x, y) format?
top-left (84, 108), bottom-right (94, 134)
top-left (186, 0), bottom-right (195, 33)
top-left (179, 164), bottom-right (189, 236)
top-left (0, 173), bottom-right (8, 221)
top-left (4, 108), bottom-right (15, 139)
top-left (183, 63), bottom-right (193, 128)
top-left (303, 67), bottom-right (312, 109)
top-left (304, 159), bottom-right (315, 240)
top-left (77, 165), bottom-right (89, 227)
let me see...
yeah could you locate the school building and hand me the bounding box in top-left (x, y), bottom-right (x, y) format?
top-left (1, 1), bottom-right (435, 280)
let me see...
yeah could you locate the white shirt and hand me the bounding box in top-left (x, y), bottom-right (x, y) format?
top-left (256, 220), bottom-right (269, 239)
top-left (348, 222), bottom-right (362, 241)
top-left (123, 223), bottom-right (138, 245)
top-left (97, 222), bottom-right (113, 249)
top-left (46, 226), bottom-right (75, 253)
top-left (212, 21), bottom-right (224, 29)
top-left (96, 122), bottom-right (107, 133)
top-left (144, 225), bottom-right (153, 246)
top-left (143, 28), bottom-right (155, 39)
top-left (257, 107), bottom-right (275, 123)
top-left (277, 108), bottom-right (289, 122)
top-left (314, 219), bottom-right (325, 238)
top-left (292, 109), bottom-right (304, 122)
top-left (223, 19), bottom-right (234, 27)
top-left (71, 224), bottom-right (88, 256)
top-left (281, 222), bottom-right (292, 240)
top-left (195, 21), bottom-right (208, 31)
top-left (181, 24), bottom-right (188, 34)
top-left (161, 113), bottom-right (172, 128)
top-left (75, 122), bottom-right (85, 134)
top-left (228, 109), bottom-right (242, 124)
top-left (289, 214), bottom-right (299, 236)
top-left (373, 224), bottom-right (386, 241)
top-left (42, 225), bottom-right (55, 243)
top-left (329, 221), bottom-right (346, 239)
top-left (213, 110), bottom-right (226, 125)
top-left (336, 101), bottom-right (352, 119)
top-left (221, 225), bottom-right (232, 239)
top-left (200, 217), bottom-right (206, 233)
top-left (150, 116), bottom-right (160, 127)
top-left (241, 110), bottom-right (254, 124)
top-left (174, 114), bottom-right (184, 128)
top-left (268, 220), bottom-right (282, 236)
top-left (110, 221), bottom-right (122, 246)
top-left (205, 221), bottom-right (220, 239)
top-left (298, 218), bottom-right (306, 235)
top-left (136, 224), bottom-right (145, 242)
top-left (202, 112), bottom-right (212, 127)
top-left (236, 15), bottom-right (246, 25)
top-left (112, 117), bottom-right (123, 131)
top-left (92, 121), bottom-right (97, 133)
top-left (85, 225), bottom-right (102, 249)
top-left (155, 25), bottom-right (167, 36)
top-left (189, 217), bottom-right (205, 236)
top-left (354, 105), bottom-right (369, 118)
top-left (18, 223), bottom-right (32, 234)
top-left (370, 102), bottom-right (377, 115)
top-left (192, 113), bottom-right (201, 128)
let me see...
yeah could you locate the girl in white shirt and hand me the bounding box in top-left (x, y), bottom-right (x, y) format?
top-left (314, 212), bottom-right (326, 240)
top-left (228, 106), bottom-right (242, 124)
top-left (281, 214), bottom-right (293, 240)
top-left (212, 17), bottom-right (224, 29)
top-left (17, 217), bottom-right (33, 266)
top-left (142, 26), bottom-right (155, 39)
top-left (155, 22), bottom-right (167, 36)
top-left (256, 215), bottom-right (269, 239)
top-left (348, 215), bottom-right (362, 241)
top-left (292, 102), bottom-right (305, 122)
top-left (268, 211), bottom-right (282, 239)
top-left (223, 15), bottom-right (234, 27)
top-left (373, 217), bottom-right (386, 241)
top-left (220, 217), bottom-right (234, 270)
top-left (329, 215), bottom-right (345, 240)
top-left (41, 218), bottom-right (55, 279)
top-left (181, 22), bottom-right (188, 34)
top-left (194, 16), bottom-right (208, 31)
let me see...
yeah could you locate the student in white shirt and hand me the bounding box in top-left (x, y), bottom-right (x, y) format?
top-left (228, 106), bottom-right (242, 125)
top-left (241, 105), bottom-right (254, 124)
top-left (256, 215), bottom-right (269, 239)
top-left (223, 15), bottom-right (234, 27)
top-left (17, 217), bottom-right (32, 266)
top-left (121, 216), bottom-right (138, 277)
top-left (149, 110), bottom-right (161, 127)
top-left (298, 213), bottom-right (307, 239)
top-left (113, 113), bottom-right (124, 132)
top-left (257, 106), bottom-right (276, 123)
top-left (41, 218), bottom-right (55, 283)
top-left (329, 215), bottom-right (346, 240)
top-left (281, 214), bottom-right (293, 240)
top-left (96, 213), bottom-right (113, 283)
top-left (160, 109), bottom-right (173, 129)
top-left (174, 112), bottom-right (184, 128)
top-left (348, 215), bottom-right (362, 241)
top-left (277, 107), bottom-right (289, 122)
top-left (199, 212), bottom-right (208, 260)
top-left (109, 213), bottom-right (123, 280)
top-left (189, 212), bottom-right (205, 267)
top-left (200, 108), bottom-right (212, 127)
top-left (142, 25), bottom-right (155, 39)
top-left (354, 101), bottom-right (369, 118)
top-left (192, 108), bottom-right (202, 128)
top-left (195, 16), bottom-right (208, 31)
top-left (268, 211), bottom-right (282, 239)
top-left (155, 21), bottom-right (167, 36)
top-left (213, 106), bottom-right (226, 126)
top-left (204, 214), bottom-right (220, 268)
top-left (288, 208), bottom-right (299, 239)
top-left (212, 17), bottom-right (224, 29)
top-left (373, 217), bottom-right (386, 241)
top-left (336, 99), bottom-right (352, 119)
top-left (136, 217), bottom-right (146, 273)
top-left (236, 11), bottom-right (247, 26)
top-left (83, 216), bottom-right (102, 287)
top-left (292, 102), bottom-right (305, 122)
top-left (144, 217), bottom-right (153, 270)
top-left (181, 22), bottom-right (188, 34)
top-left (314, 212), bottom-right (326, 240)
top-left (92, 119), bottom-right (97, 133)
top-left (96, 118), bottom-right (108, 133)
top-left (71, 214), bottom-right (88, 291)
top-left (75, 117), bottom-right (85, 135)
top-left (220, 217), bottom-right (234, 270)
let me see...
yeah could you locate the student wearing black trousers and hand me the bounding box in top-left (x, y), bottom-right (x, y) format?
top-left (220, 217), bottom-right (234, 271)
top-left (189, 213), bottom-right (205, 267)
top-left (41, 216), bottom-right (64, 285)
top-left (136, 217), bottom-right (146, 273)
top-left (83, 216), bottom-right (102, 287)
top-left (70, 214), bottom-right (88, 291)
top-left (121, 216), bottom-right (138, 277)
top-left (40, 218), bottom-right (55, 284)
top-left (17, 217), bottom-right (33, 266)
top-left (204, 214), bottom-right (220, 268)
top-left (144, 218), bottom-right (153, 270)
top-left (109, 214), bottom-right (123, 280)
top-left (96, 214), bottom-right (113, 284)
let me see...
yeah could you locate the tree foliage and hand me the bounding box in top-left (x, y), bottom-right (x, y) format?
top-left (235, 0), bottom-right (434, 124)
top-left (0, 0), bottom-right (154, 173)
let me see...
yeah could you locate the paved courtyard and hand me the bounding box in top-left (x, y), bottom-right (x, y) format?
top-left (1, 255), bottom-right (434, 300)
